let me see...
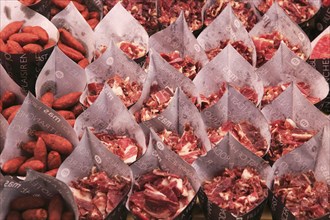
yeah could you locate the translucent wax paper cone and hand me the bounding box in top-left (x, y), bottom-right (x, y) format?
top-left (51, 2), bottom-right (95, 63)
top-left (257, 42), bottom-right (329, 107)
top-left (261, 83), bottom-right (329, 131)
top-left (82, 40), bottom-right (147, 108)
top-left (261, 83), bottom-right (330, 163)
top-left (75, 84), bottom-right (147, 164)
top-left (0, 1), bottom-right (58, 94)
top-left (0, 93), bottom-right (79, 176)
top-left (149, 11), bottom-right (209, 72)
top-left (127, 130), bottom-right (201, 219)
top-left (249, 2), bottom-right (311, 67)
top-left (193, 44), bottom-right (263, 106)
top-left (144, 88), bottom-right (211, 164)
top-left (57, 128), bottom-right (133, 220)
top-left (35, 46), bottom-right (86, 99)
top-left (0, 170), bottom-right (78, 220)
top-left (94, 2), bottom-right (149, 63)
top-left (198, 5), bottom-right (257, 66)
top-left (192, 133), bottom-right (272, 219)
top-left (129, 50), bottom-right (200, 129)
top-left (268, 126), bottom-right (330, 220)
top-left (201, 85), bottom-right (271, 157)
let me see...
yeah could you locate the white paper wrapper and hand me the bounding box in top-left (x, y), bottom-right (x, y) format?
top-left (193, 44), bottom-right (263, 105)
top-left (81, 40), bottom-right (147, 106)
top-left (129, 50), bottom-right (201, 129)
top-left (201, 85), bottom-right (271, 155)
top-left (192, 133), bottom-right (272, 219)
top-left (198, 5), bottom-right (257, 66)
top-left (249, 2), bottom-right (311, 59)
top-left (0, 65), bottom-right (26, 103)
top-left (0, 1), bottom-right (59, 93)
top-left (0, 114), bottom-right (8, 153)
top-left (268, 125), bottom-right (329, 220)
top-left (75, 84), bottom-right (147, 161)
top-left (35, 46), bottom-right (86, 99)
top-left (149, 11), bottom-right (209, 67)
top-left (0, 93), bottom-right (79, 169)
top-left (140, 88), bottom-right (212, 156)
top-left (256, 42), bottom-right (329, 105)
top-left (261, 83), bottom-right (330, 132)
top-left (177, 88), bottom-right (212, 151)
top-left (94, 2), bottom-right (149, 56)
top-left (127, 129), bottom-right (201, 219)
top-left (0, 170), bottom-right (79, 220)
top-left (57, 128), bottom-right (133, 219)
top-left (51, 2), bottom-right (95, 62)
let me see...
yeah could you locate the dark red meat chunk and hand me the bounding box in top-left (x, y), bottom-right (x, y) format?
top-left (206, 40), bottom-right (253, 64)
top-left (203, 167), bottom-right (268, 216)
top-left (204, 0), bottom-right (258, 31)
top-left (85, 74), bottom-right (142, 108)
top-left (157, 123), bottom-right (206, 164)
top-left (252, 31), bottom-right (306, 67)
top-left (160, 51), bottom-right (202, 80)
top-left (103, 0), bottom-right (158, 35)
top-left (267, 118), bottom-right (316, 162)
top-left (200, 82), bottom-right (258, 110)
top-left (158, 0), bottom-right (205, 31)
top-left (262, 82), bottom-right (320, 106)
top-left (257, 0), bottom-right (317, 23)
top-left (91, 129), bottom-right (143, 164)
top-left (207, 121), bottom-right (268, 157)
top-left (129, 169), bottom-right (195, 219)
top-left (70, 167), bottom-right (131, 220)
top-left (273, 171), bottom-right (330, 220)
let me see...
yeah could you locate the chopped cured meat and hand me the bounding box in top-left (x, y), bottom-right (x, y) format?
top-left (200, 82), bottom-right (227, 110)
top-left (117, 41), bottom-right (147, 60)
top-left (95, 41), bottom-right (146, 60)
top-left (70, 167), bottom-right (131, 220)
top-left (157, 123), bottom-right (206, 164)
top-left (158, 0), bottom-right (205, 31)
top-left (85, 74), bottom-right (142, 108)
top-left (267, 118), bottom-right (316, 162)
top-left (134, 86), bottom-right (175, 122)
top-left (159, 51), bottom-right (202, 80)
top-left (203, 167), bottom-right (268, 216)
top-left (200, 82), bottom-right (258, 110)
top-left (207, 121), bottom-right (268, 157)
top-left (205, 40), bottom-right (253, 64)
top-left (257, 0), bottom-right (317, 24)
top-left (262, 82), bottom-right (320, 106)
top-left (129, 169), bottom-right (195, 219)
top-left (273, 171), bottom-right (330, 220)
top-left (252, 31), bottom-right (306, 67)
top-left (91, 129), bottom-right (143, 164)
top-left (204, 0), bottom-right (258, 31)
top-left (103, 0), bottom-right (158, 35)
